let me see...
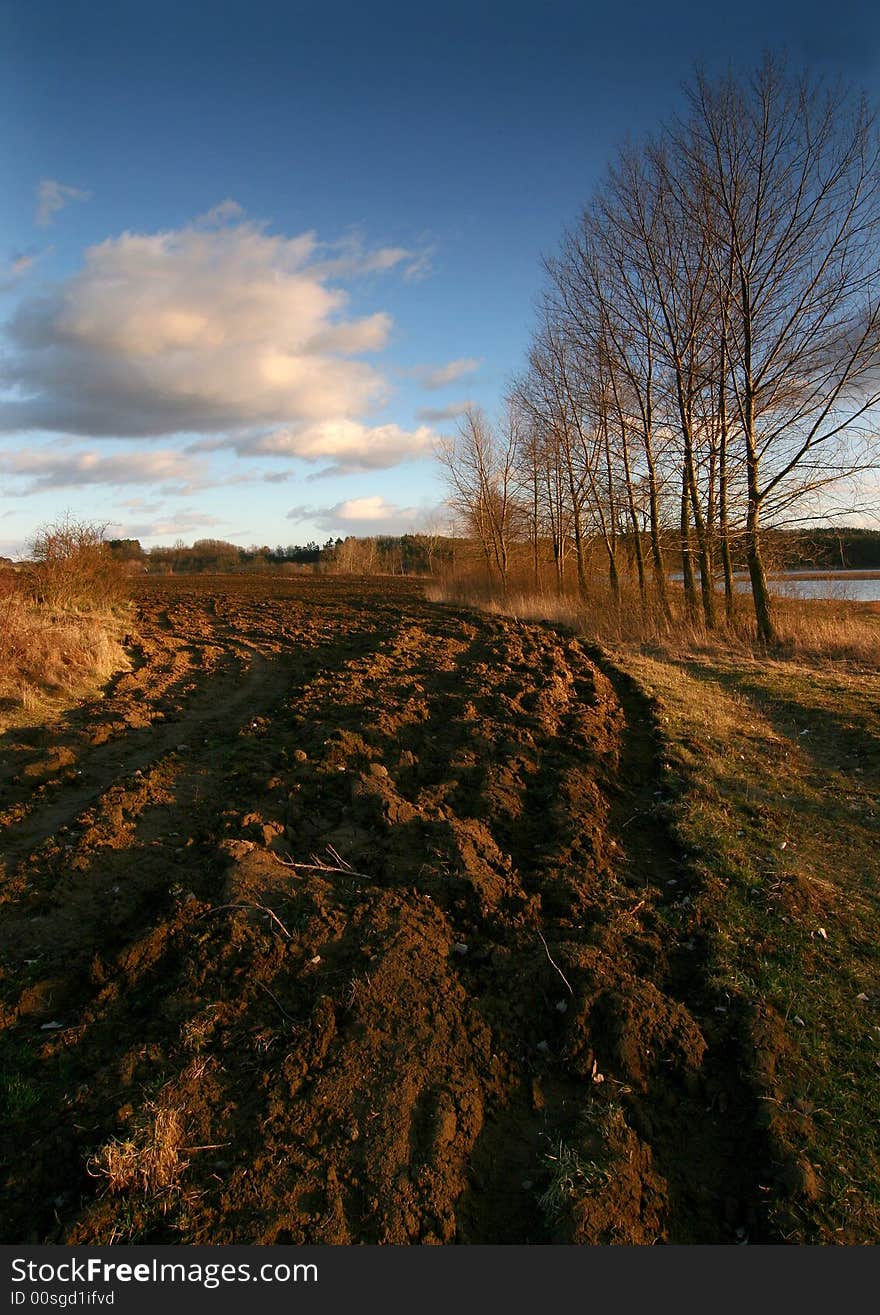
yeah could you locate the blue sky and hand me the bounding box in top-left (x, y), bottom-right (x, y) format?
top-left (1, 0), bottom-right (878, 554)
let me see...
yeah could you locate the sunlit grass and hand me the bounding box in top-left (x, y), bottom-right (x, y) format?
top-left (614, 648), bottom-right (880, 1241)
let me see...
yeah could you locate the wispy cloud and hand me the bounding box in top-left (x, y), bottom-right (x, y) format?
top-left (194, 198), bottom-right (245, 228)
top-left (105, 510), bottom-right (224, 540)
top-left (0, 446), bottom-right (212, 495)
top-left (411, 357), bottom-right (480, 389)
top-left (36, 178), bottom-right (90, 228)
top-left (0, 250), bottom-right (41, 293)
top-left (415, 399), bottom-right (471, 423)
top-left (309, 229), bottom-right (431, 282)
top-left (402, 247), bottom-right (434, 282)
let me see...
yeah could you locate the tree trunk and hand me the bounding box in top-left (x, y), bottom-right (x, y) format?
top-left (718, 415), bottom-right (735, 622)
top-left (644, 435), bottom-right (672, 620)
top-left (746, 459), bottom-right (774, 643)
top-left (680, 473), bottom-right (698, 619)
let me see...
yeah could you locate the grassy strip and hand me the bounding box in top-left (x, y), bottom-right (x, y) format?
top-left (608, 645), bottom-right (880, 1242)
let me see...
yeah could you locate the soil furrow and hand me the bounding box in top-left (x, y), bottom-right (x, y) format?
top-left (589, 649), bottom-right (778, 1242)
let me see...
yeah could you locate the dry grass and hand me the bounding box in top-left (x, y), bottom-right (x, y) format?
top-left (426, 573), bottom-right (674, 641)
top-left (426, 569), bottom-right (880, 667)
top-left (0, 555), bottom-right (130, 720)
top-left (767, 598), bottom-right (880, 666)
top-left (88, 1101), bottom-right (188, 1200)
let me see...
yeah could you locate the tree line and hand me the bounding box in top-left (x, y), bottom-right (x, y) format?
top-left (439, 57), bottom-right (880, 641)
top-left (106, 534), bottom-right (452, 576)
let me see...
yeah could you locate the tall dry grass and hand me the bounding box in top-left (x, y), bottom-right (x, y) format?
top-left (0, 576), bottom-right (128, 713)
top-left (426, 567), bottom-right (880, 667)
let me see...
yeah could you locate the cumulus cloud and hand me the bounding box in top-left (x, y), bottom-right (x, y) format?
top-left (0, 213), bottom-right (433, 475)
top-left (412, 357), bottom-right (480, 389)
top-left (287, 495), bottom-right (441, 535)
top-left (36, 179), bottom-right (90, 228)
top-left (0, 445), bottom-right (213, 495)
top-left (203, 419), bottom-right (436, 477)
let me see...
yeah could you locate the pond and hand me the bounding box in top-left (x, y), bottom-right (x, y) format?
top-left (736, 572), bottom-right (880, 602)
top-left (673, 571), bottom-right (880, 601)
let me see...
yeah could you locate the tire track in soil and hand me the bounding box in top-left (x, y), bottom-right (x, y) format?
top-left (0, 579), bottom-right (774, 1244)
top-left (583, 649), bottom-right (778, 1243)
top-left (0, 649), bottom-right (282, 878)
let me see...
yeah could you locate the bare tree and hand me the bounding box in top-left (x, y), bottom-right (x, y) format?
top-left (549, 205), bottom-right (677, 619)
top-left (450, 58), bottom-right (880, 643)
top-left (436, 405), bottom-right (521, 592)
top-left (684, 56), bottom-right (880, 640)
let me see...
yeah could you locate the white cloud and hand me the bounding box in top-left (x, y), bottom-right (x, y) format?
top-left (213, 419), bottom-right (436, 476)
top-left (36, 179), bottom-right (90, 228)
top-left (1, 214), bottom-right (431, 475)
top-left (287, 495), bottom-right (442, 535)
top-left (412, 357), bottom-right (480, 389)
top-left (334, 496), bottom-right (406, 522)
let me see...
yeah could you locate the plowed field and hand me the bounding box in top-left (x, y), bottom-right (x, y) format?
top-left (0, 576), bottom-right (773, 1244)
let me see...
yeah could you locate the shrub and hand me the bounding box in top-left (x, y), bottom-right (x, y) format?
top-left (27, 515), bottom-right (130, 612)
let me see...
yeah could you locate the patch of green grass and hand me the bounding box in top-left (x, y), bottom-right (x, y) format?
top-left (538, 1140), bottom-right (611, 1222)
top-left (0, 1036), bottom-right (42, 1119)
top-left (1, 1070), bottom-right (41, 1117)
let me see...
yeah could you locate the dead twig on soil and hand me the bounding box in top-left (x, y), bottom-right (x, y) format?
top-left (537, 929), bottom-right (574, 996)
top-left (271, 848), bottom-right (371, 881)
top-left (197, 902), bottom-right (292, 940)
top-left (256, 980), bottom-right (296, 1023)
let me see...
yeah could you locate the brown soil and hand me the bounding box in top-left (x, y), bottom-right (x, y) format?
top-left (0, 575), bottom-right (776, 1244)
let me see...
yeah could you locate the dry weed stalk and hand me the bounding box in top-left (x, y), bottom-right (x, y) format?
top-left (537, 929), bottom-right (574, 996)
top-left (199, 900), bottom-right (292, 940)
top-left (272, 845), bottom-right (370, 880)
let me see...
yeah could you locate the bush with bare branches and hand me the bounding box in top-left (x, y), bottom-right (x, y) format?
top-left (27, 515), bottom-right (130, 612)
